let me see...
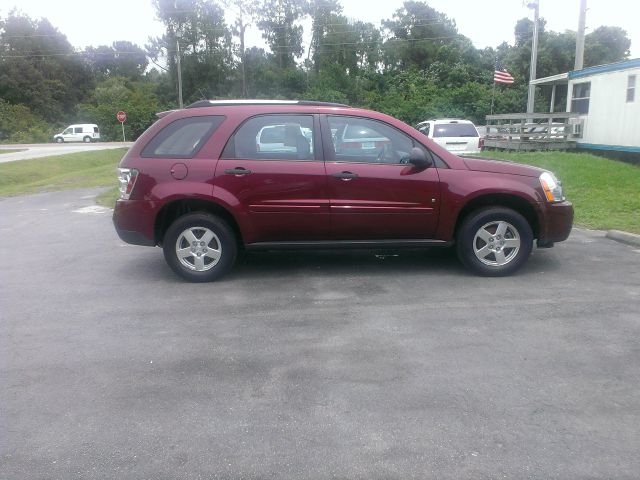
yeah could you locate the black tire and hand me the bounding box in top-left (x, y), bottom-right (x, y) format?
top-left (162, 213), bottom-right (237, 282)
top-left (55, 137), bottom-right (64, 143)
top-left (456, 207), bottom-right (533, 277)
top-left (83, 136), bottom-right (92, 143)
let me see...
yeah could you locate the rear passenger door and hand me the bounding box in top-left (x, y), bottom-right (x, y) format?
top-left (214, 114), bottom-right (330, 244)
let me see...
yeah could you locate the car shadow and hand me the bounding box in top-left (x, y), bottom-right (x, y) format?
top-left (232, 247), bottom-right (464, 279)
top-left (117, 246), bottom-right (564, 284)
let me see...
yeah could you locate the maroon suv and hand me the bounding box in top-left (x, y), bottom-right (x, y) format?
top-left (113, 100), bottom-right (573, 282)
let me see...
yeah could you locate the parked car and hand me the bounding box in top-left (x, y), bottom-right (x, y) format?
top-left (53, 124), bottom-right (100, 143)
top-left (113, 100), bottom-right (573, 282)
top-left (416, 119), bottom-right (482, 155)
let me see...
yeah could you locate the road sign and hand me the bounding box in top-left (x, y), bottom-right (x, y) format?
top-left (116, 111), bottom-right (127, 123)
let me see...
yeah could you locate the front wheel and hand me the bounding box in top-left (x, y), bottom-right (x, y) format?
top-left (55, 137), bottom-right (64, 143)
top-left (456, 207), bottom-right (533, 276)
top-left (162, 213), bottom-right (237, 282)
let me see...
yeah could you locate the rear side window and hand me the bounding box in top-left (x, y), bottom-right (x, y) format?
top-left (433, 123), bottom-right (478, 138)
top-left (93, 126), bottom-right (99, 133)
top-left (74, 127), bottom-right (83, 134)
top-left (141, 115), bottom-right (225, 158)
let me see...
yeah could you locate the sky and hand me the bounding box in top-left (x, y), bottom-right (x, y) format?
top-left (2, 0), bottom-right (639, 61)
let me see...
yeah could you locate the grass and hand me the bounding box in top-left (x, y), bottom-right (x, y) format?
top-left (95, 186), bottom-right (120, 207)
top-left (481, 150), bottom-right (640, 234)
top-left (0, 149), bottom-right (26, 154)
top-left (0, 148), bottom-right (126, 198)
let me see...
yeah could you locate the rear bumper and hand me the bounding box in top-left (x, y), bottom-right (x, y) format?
top-left (112, 199), bottom-right (157, 246)
top-left (538, 200), bottom-right (574, 244)
top-left (114, 227), bottom-right (155, 246)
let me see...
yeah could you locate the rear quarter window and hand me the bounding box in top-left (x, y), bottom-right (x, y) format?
top-left (141, 115), bottom-right (225, 158)
top-left (433, 123), bottom-right (478, 138)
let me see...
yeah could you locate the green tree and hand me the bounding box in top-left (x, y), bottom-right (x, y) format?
top-left (77, 77), bottom-right (160, 141)
top-left (0, 12), bottom-right (93, 122)
top-left (0, 99), bottom-right (53, 143)
top-left (151, 0), bottom-right (233, 104)
top-left (85, 41), bottom-right (148, 80)
top-left (382, 1), bottom-right (460, 71)
top-left (584, 26), bottom-right (631, 67)
top-left (255, 0), bottom-right (309, 70)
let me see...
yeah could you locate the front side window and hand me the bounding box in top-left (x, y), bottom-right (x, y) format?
top-left (63, 128), bottom-right (72, 135)
top-left (627, 75), bottom-right (636, 103)
top-left (222, 115), bottom-right (314, 161)
top-left (141, 115), bottom-right (225, 159)
top-left (571, 82), bottom-right (591, 114)
top-left (328, 116), bottom-right (416, 164)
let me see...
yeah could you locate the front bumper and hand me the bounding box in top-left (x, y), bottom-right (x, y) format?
top-left (538, 200), bottom-right (574, 244)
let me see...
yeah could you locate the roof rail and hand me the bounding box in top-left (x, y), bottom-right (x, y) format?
top-left (186, 99), bottom-right (350, 109)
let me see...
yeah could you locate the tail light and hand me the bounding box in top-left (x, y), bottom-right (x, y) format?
top-left (118, 168), bottom-right (139, 200)
top-left (479, 137), bottom-right (485, 150)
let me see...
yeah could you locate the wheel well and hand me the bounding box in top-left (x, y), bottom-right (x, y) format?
top-left (454, 194), bottom-right (539, 239)
top-left (154, 199), bottom-right (243, 247)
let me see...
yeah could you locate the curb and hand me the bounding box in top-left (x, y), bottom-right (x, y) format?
top-left (605, 230), bottom-right (640, 247)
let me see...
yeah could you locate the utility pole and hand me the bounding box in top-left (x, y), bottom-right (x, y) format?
top-left (574, 0), bottom-right (587, 71)
top-left (238, 17), bottom-right (247, 98)
top-left (176, 39), bottom-right (184, 109)
top-left (526, 0), bottom-right (540, 114)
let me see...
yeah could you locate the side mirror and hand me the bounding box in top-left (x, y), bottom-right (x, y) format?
top-left (408, 147), bottom-right (432, 168)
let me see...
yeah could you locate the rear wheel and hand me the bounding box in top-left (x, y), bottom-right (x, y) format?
top-left (83, 136), bottom-right (92, 143)
top-left (456, 207), bottom-right (533, 276)
top-left (162, 213), bottom-right (237, 282)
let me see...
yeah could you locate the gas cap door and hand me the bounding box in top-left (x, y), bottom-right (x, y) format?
top-left (170, 163), bottom-right (188, 180)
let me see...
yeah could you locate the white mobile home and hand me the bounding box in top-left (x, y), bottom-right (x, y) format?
top-left (531, 58), bottom-right (640, 154)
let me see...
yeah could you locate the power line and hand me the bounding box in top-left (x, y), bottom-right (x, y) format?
top-left (0, 35), bottom-right (462, 59)
top-left (1, 19), bottom-right (455, 39)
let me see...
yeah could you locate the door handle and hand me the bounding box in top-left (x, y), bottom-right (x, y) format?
top-left (224, 167), bottom-right (252, 176)
top-left (331, 171), bottom-right (358, 180)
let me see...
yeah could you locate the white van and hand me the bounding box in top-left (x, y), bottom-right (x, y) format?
top-left (415, 119), bottom-right (481, 155)
top-left (53, 124), bottom-right (100, 143)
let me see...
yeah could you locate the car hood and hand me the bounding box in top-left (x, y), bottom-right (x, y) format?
top-left (463, 157), bottom-right (544, 178)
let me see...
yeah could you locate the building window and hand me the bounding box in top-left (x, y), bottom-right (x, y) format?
top-left (571, 82), bottom-right (590, 114)
top-left (627, 75), bottom-right (636, 103)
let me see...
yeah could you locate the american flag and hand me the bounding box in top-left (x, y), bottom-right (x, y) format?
top-left (494, 61), bottom-right (514, 85)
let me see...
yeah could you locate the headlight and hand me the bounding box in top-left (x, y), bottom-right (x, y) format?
top-left (539, 171), bottom-right (564, 202)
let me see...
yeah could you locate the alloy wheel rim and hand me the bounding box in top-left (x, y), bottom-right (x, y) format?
top-left (473, 220), bottom-right (521, 266)
top-left (175, 227), bottom-right (222, 271)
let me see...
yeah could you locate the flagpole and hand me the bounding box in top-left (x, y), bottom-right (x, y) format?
top-left (490, 80), bottom-right (496, 115)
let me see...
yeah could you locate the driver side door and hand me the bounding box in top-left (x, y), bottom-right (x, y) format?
top-left (323, 115), bottom-right (441, 240)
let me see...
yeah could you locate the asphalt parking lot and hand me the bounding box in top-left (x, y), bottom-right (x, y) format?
top-left (1, 188), bottom-right (639, 479)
